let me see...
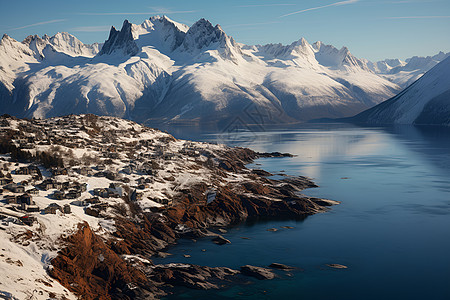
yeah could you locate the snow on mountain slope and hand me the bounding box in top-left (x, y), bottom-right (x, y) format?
top-left (176, 18), bottom-right (243, 63)
top-left (313, 41), bottom-right (370, 72)
top-left (368, 51), bottom-right (450, 88)
top-left (132, 16), bottom-right (188, 54)
top-left (0, 34), bottom-right (38, 91)
top-left (350, 56), bottom-right (450, 126)
top-left (21, 32), bottom-right (101, 60)
top-left (0, 16), bottom-right (429, 124)
top-left (48, 32), bottom-right (101, 57)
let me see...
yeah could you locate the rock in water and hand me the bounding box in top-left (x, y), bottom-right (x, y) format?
top-left (326, 264), bottom-right (348, 269)
top-left (212, 235), bottom-right (231, 245)
top-left (269, 263), bottom-right (294, 270)
top-left (157, 252), bottom-right (172, 258)
top-left (240, 265), bottom-right (275, 280)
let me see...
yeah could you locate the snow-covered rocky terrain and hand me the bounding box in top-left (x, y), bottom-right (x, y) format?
top-left (0, 114), bottom-right (337, 299)
top-left (348, 56), bottom-right (450, 126)
top-left (1, 16), bottom-right (444, 125)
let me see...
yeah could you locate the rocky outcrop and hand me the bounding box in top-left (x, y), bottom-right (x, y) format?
top-left (48, 223), bottom-right (156, 300)
top-left (240, 265), bottom-right (275, 280)
top-left (0, 114), bottom-right (339, 299)
top-left (50, 222), bottom-right (240, 298)
top-left (50, 158), bottom-right (334, 298)
top-left (326, 264), bottom-right (348, 269)
top-left (150, 264), bottom-right (239, 290)
top-left (99, 20), bottom-right (138, 56)
top-left (212, 235), bottom-right (231, 245)
top-left (269, 263), bottom-right (295, 270)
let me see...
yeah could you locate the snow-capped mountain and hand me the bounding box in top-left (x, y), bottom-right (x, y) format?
top-left (349, 56), bottom-right (450, 126)
top-left (367, 51), bottom-right (450, 88)
top-left (0, 16), bottom-right (441, 125)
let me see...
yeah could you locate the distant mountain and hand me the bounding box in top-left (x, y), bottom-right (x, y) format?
top-left (348, 56), bottom-right (450, 126)
top-left (0, 16), bottom-right (444, 125)
top-left (367, 51), bottom-right (449, 88)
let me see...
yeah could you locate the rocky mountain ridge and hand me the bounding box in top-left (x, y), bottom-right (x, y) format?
top-left (1, 16), bottom-right (446, 125)
top-left (347, 56), bottom-right (450, 126)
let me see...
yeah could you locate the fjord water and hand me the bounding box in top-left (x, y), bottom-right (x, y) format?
top-left (155, 124), bottom-right (450, 300)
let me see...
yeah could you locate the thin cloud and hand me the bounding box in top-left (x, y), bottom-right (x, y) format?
top-left (79, 10), bottom-right (197, 16)
top-left (280, 0), bottom-right (359, 18)
top-left (386, 15), bottom-right (450, 19)
top-left (365, 0), bottom-right (441, 4)
top-left (71, 26), bottom-right (111, 32)
top-left (10, 19), bottom-right (67, 31)
top-left (237, 4), bottom-right (296, 7)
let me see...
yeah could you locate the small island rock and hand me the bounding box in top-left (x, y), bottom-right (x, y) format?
top-left (240, 265), bottom-right (275, 280)
top-left (212, 235), bottom-right (231, 245)
top-left (269, 263), bottom-right (294, 270)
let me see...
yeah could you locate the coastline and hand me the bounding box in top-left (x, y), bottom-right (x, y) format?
top-left (0, 114), bottom-right (338, 299)
top-left (48, 143), bottom-right (339, 299)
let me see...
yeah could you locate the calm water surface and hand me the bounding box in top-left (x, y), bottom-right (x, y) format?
top-left (153, 124), bottom-right (450, 300)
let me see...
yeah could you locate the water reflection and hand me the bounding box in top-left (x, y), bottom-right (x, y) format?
top-left (162, 123), bottom-right (450, 180)
top-left (156, 123), bottom-right (450, 300)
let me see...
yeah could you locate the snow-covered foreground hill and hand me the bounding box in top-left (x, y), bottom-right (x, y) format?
top-left (348, 56), bottom-right (450, 126)
top-left (0, 114), bottom-right (337, 298)
top-left (0, 16), bottom-right (447, 124)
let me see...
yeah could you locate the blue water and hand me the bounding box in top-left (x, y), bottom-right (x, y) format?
top-left (153, 124), bottom-right (450, 300)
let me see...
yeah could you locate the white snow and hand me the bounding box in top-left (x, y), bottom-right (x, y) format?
top-left (0, 17), bottom-right (408, 123)
top-left (357, 56), bottom-right (450, 125)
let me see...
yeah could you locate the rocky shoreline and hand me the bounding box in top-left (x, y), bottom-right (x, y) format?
top-left (49, 148), bottom-right (338, 299)
top-left (0, 114), bottom-right (338, 299)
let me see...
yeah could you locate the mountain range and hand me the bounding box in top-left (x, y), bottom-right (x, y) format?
top-left (0, 16), bottom-right (448, 125)
top-left (348, 56), bottom-right (450, 126)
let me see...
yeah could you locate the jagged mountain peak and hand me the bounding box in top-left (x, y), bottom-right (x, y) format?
top-left (179, 18), bottom-right (242, 61)
top-left (2, 15), bottom-right (445, 125)
top-left (132, 15), bottom-right (188, 53)
top-left (99, 19), bottom-right (138, 56)
top-left (21, 32), bottom-right (100, 59)
top-left (0, 33), bottom-right (34, 59)
top-left (256, 37), bottom-right (316, 64)
top-left (1, 34), bottom-right (18, 45)
top-left (48, 32), bottom-right (100, 57)
top-left (350, 56), bottom-right (450, 126)
top-left (298, 37), bottom-right (309, 46)
top-left (312, 41), bottom-right (369, 71)
top-left (22, 34), bottom-right (45, 44)
top-left (384, 58), bottom-right (404, 67)
top-left (21, 34), bottom-right (47, 60)
top-left (291, 37), bottom-right (314, 53)
top-left (148, 15), bottom-right (189, 33)
top-left (183, 18), bottom-right (226, 48)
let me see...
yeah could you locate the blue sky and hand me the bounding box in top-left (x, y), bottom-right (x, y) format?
top-left (0, 0), bottom-right (449, 61)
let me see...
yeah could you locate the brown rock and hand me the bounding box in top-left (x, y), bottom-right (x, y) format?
top-left (240, 265), bottom-right (275, 280)
top-left (327, 264), bottom-right (348, 269)
top-left (269, 263), bottom-right (295, 270)
top-left (49, 223), bottom-right (151, 300)
top-left (212, 235), bottom-right (231, 245)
